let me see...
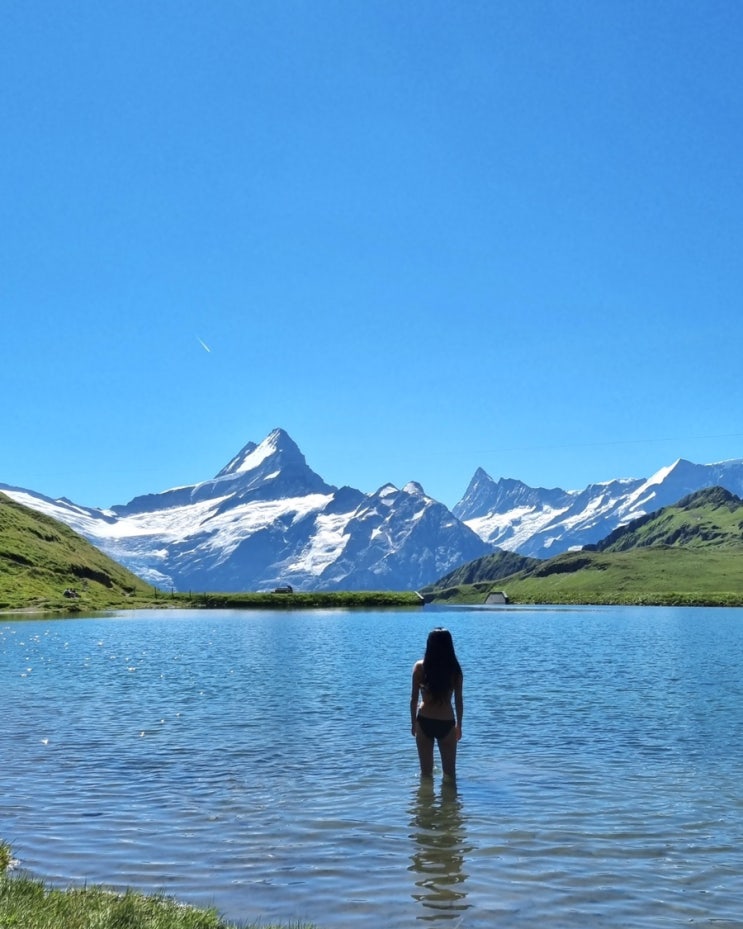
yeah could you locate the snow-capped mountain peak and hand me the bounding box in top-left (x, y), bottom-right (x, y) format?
top-left (453, 469), bottom-right (570, 521)
top-left (646, 458), bottom-right (685, 486)
top-left (215, 428), bottom-right (301, 478)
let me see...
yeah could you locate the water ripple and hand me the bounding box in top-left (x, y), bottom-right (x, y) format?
top-left (3, 606), bottom-right (743, 927)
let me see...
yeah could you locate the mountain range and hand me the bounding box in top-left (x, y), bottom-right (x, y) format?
top-left (0, 429), bottom-right (490, 591)
top-left (2, 428), bottom-right (742, 591)
top-left (453, 457), bottom-right (743, 558)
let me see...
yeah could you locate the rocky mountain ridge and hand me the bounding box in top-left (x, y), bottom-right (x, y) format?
top-left (455, 457), bottom-right (743, 558)
top-left (2, 429), bottom-right (743, 590)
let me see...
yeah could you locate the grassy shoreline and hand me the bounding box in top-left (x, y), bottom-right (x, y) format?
top-left (428, 584), bottom-right (743, 608)
top-left (6, 587), bottom-right (743, 616)
top-left (0, 589), bottom-right (425, 616)
top-left (0, 841), bottom-right (312, 929)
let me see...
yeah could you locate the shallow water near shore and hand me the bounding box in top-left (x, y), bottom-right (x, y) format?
top-left (3, 604), bottom-right (743, 927)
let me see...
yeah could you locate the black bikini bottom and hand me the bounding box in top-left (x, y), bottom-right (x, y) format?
top-left (417, 714), bottom-right (455, 741)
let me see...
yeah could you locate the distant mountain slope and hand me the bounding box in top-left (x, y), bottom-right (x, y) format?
top-left (426, 550), bottom-right (540, 590)
top-left (0, 492), bottom-right (153, 610)
top-left (0, 430), bottom-right (491, 592)
top-left (455, 458), bottom-right (743, 557)
top-left (429, 485), bottom-right (743, 606)
top-left (587, 486), bottom-right (743, 553)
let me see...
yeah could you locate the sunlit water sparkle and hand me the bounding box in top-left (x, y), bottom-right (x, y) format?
top-left (2, 605), bottom-right (743, 927)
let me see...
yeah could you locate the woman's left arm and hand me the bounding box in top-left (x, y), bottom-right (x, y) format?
top-left (410, 661), bottom-right (422, 736)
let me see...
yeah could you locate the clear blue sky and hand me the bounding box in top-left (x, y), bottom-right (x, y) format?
top-left (3, 1), bottom-right (743, 508)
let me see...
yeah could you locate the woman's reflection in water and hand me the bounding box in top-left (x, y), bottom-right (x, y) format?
top-left (408, 779), bottom-right (472, 921)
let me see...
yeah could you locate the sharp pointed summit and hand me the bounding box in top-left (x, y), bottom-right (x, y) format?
top-left (207, 428), bottom-right (333, 504)
top-left (215, 428), bottom-right (305, 478)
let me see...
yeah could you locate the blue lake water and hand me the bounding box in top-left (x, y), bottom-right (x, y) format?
top-left (2, 604), bottom-right (743, 928)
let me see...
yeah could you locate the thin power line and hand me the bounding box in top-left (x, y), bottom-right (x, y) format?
top-left (477, 433), bottom-right (743, 455)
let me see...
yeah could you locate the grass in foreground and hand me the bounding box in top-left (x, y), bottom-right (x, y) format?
top-left (0, 878), bottom-right (233, 929)
top-left (0, 845), bottom-right (314, 929)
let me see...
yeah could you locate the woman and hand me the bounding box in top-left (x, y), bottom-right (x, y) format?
top-left (410, 628), bottom-right (463, 780)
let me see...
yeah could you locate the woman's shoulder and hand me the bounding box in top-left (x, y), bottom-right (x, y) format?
top-left (412, 659), bottom-right (424, 677)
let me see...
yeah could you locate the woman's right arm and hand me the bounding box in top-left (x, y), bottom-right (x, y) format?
top-left (454, 672), bottom-right (463, 740)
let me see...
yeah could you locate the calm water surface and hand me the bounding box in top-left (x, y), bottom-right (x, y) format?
top-left (2, 605), bottom-right (743, 927)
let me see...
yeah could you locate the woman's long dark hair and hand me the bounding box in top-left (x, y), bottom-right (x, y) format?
top-left (422, 628), bottom-right (462, 700)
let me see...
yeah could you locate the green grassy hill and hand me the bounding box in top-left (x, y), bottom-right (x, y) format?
top-left (0, 492), bottom-right (155, 612)
top-left (429, 487), bottom-right (743, 606)
top-left (422, 550), bottom-right (540, 590)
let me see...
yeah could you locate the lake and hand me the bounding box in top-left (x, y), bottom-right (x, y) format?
top-left (2, 605), bottom-right (743, 927)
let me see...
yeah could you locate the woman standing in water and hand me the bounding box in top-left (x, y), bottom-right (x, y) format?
top-left (411, 628), bottom-right (463, 780)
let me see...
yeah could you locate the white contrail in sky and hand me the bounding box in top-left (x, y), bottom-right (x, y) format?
top-left (197, 337), bottom-right (212, 353)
